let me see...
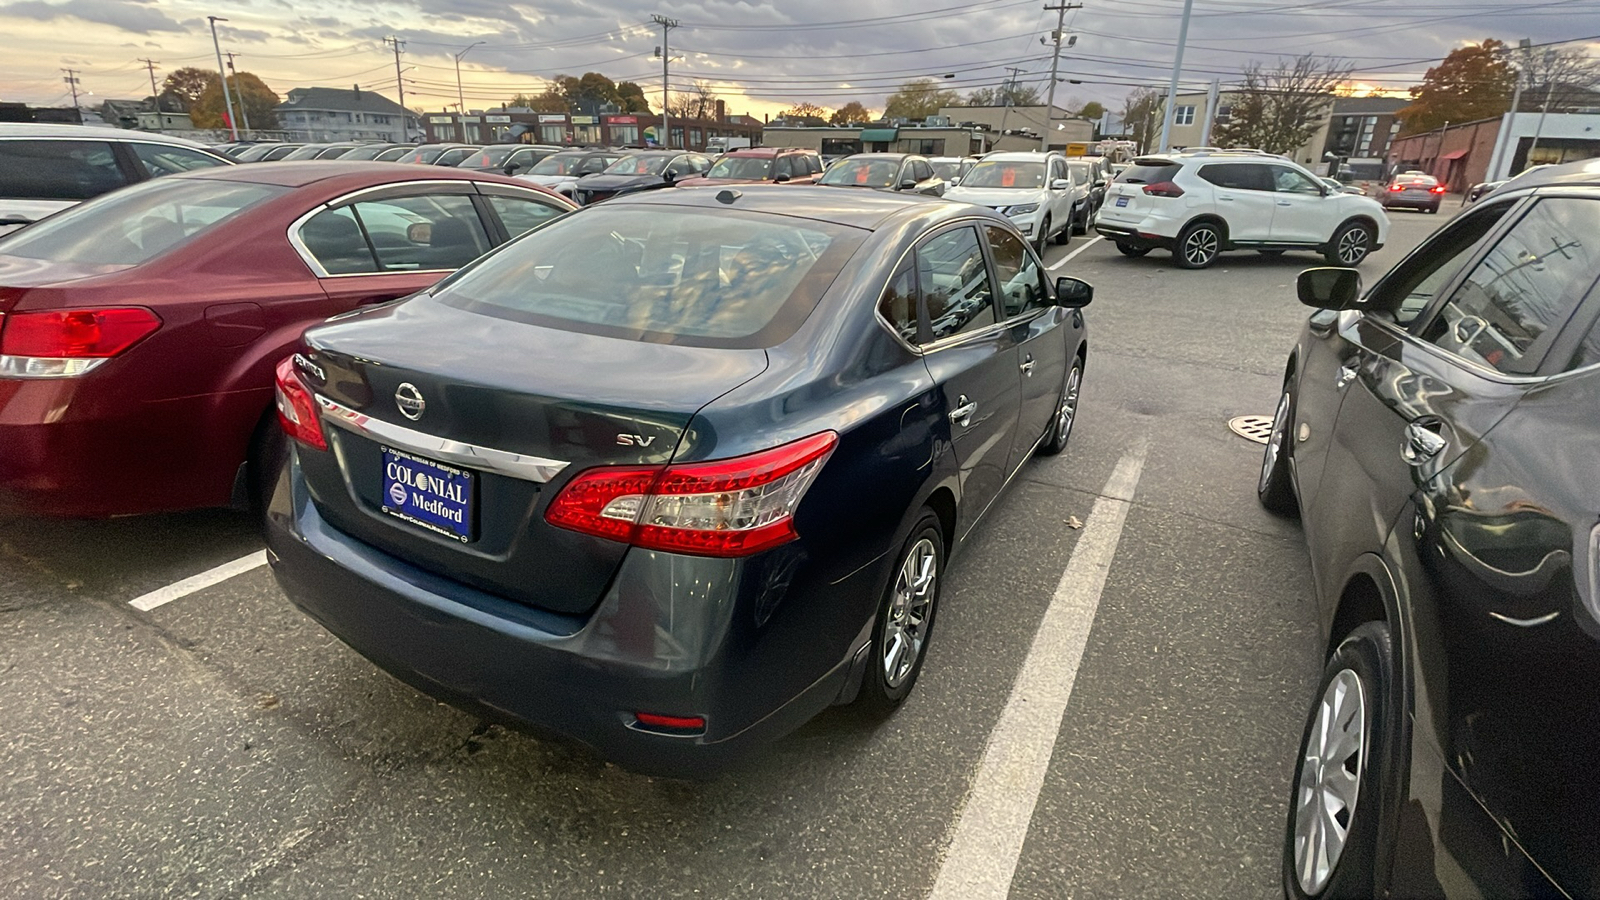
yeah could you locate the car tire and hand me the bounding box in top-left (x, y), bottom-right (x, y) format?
top-left (1116, 242), bottom-right (1151, 258)
top-left (1035, 216), bottom-right (1051, 255)
top-left (855, 512), bottom-right (944, 717)
top-left (1038, 358), bottom-right (1082, 457)
top-left (1283, 622), bottom-right (1397, 900)
top-left (247, 410), bottom-right (287, 528)
top-left (1174, 220), bottom-right (1222, 269)
top-left (1072, 205), bottom-right (1088, 235)
top-left (1324, 221), bottom-right (1375, 267)
top-left (1051, 215), bottom-right (1073, 245)
top-left (1257, 381), bottom-right (1298, 517)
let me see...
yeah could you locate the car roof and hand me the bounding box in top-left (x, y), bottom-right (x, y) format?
top-left (173, 160), bottom-right (526, 189)
top-left (981, 151), bottom-right (1053, 162)
top-left (0, 122), bottom-right (213, 148)
top-left (1498, 157), bottom-right (1600, 192)
top-left (840, 153), bottom-right (914, 161)
top-left (725, 147), bottom-right (808, 158)
top-left (608, 182), bottom-right (973, 230)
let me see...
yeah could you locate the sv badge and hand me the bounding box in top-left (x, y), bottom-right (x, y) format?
top-left (616, 434), bottom-right (657, 447)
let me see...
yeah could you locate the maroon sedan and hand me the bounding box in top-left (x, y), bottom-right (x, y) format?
top-left (0, 162), bottom-right (574, 517)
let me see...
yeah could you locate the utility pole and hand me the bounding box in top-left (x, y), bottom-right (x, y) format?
top-left (223, 51), bottom-right (250, 133)
top-left (208, 16), bottom-right (239, 140)
top-left (1487, 38), bottom-right (1532, 180)
top-left (1198, 77), bottom-right (1220, 146)
top-left (61, 68), bottom-right (82, 113)
top-left (385, 35), bottom-right (407, 127)
top-left (454, 41), bottom-right (485, 140)
top-left (1040, 3), bottom-right (1082, 152)
top-left (1157, 0), bottom-right (1195, 152)
top-left (1528, 49), bottom-right (1558, 168)
top-left (652, 14), bottom-right (679, 149)
top-left (140, 58), bottom-right (160, 103)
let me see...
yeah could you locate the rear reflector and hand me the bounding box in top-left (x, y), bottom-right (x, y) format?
top-left (274, 355), bottom-right (327, 451)
top-left (634, 712), bottom-right (706, 733)
top-left (546, 431), bottom-right (838, 557)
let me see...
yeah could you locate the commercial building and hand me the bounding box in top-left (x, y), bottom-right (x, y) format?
top-left (421, 101), bottom-right (763, 152)
top-left (1389, 112), bottom-right (1600, 190)
top-left (276, 87), bottom-right (419, 143)
top-left (935, 105), bottom-right (1092, 151)
top-left (761, 123), bottom-right (994, 157)
top-left (1321, 96), bottom-right (1408, 171)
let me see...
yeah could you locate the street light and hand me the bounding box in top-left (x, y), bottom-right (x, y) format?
top-left (454, 41), bottom-right (485, 122)
top-left (207, 15), bottom-right (239, 140)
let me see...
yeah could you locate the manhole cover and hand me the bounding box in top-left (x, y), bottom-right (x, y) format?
top-left (1228, 415), bottom-right (1274, 445)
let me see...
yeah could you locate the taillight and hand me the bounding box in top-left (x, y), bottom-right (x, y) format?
top-left (1389, 184), bottom-right (1406, 192)
top-left (274, 355), bottom-right (327, 451)
top-left (0, 307), bottom-right (161, 378)
top-left (1429, 185), bottom-right (1447, 194)
top-left (1143, 181), bottom-right (1184, 197)
top-left (546, 431), bottom-right (837, 557)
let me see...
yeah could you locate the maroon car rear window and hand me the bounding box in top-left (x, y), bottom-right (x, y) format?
top-left (0, 178), bottom-right (287, 267)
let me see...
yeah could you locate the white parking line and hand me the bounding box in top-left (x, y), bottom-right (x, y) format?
top-left (128, 550), bottom-right (268, 612)
top-left (928, 440), bottom-right (1148, 900)
top-left (1050, 235), bottom-right (1103, 270)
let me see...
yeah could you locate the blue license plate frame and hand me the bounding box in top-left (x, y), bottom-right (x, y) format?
top-left (380, 447), bottom-right (476, 542)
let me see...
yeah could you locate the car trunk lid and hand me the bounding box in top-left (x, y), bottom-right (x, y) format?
top-left (295, 298), bottom-right (769, 615)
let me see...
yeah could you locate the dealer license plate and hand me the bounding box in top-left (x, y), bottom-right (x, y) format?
top-left (1115, 196), bottom-right (1129, 207)
top-left (381, 447), bottom-right (475, 542)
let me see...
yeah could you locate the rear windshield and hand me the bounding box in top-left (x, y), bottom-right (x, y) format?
top-left (962, 161), bottom-right (1045, 189)
top-left (462, 146), bottom-right (517, 167)
top-left (707, 156), bottom-right (773, 180)
top-left (282, 145), bottom-right (330, 160)
top-left (1395, 174), bottom-right (1438, 185)
top-left (820, 158), bottom-right (902, 188)
top-left (0, 177), bottom-right (287, 266)
top-left (530, 154), bottom-right (583, 175)
top-left (339, 145), bottom-right (395, 161)
top-left (431, 205), bottom-right (866, 348)
top-left (604, 155), bottom-right (669, 176)
top-left (402, 148), bottom-right (445, 164)
top-left (1117, 162), bottom-right (1181, 185)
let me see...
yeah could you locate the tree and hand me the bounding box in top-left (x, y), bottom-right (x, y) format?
top-left (191, 71), bottom-right (279, 129)
top-left (884, 78), bottom-right (962, 120)
top-left (1120, 87), bottom-right (1162, 151)
top-left (1078, 101), bottom-right (1105, 121)
top-left (160, 67), bottom-right (215, 112)
top-left (617, 81), bottom-right (651, 113)
top-left (666, 79), bottom-right (717, 120)
top-left (1515, 47), bottom-right (1600, 113)
top-left (1212, 54), bottom-right (1354, 154)
top-left (508, 89), bottom-right (567, 113)
top-left (965, 82), bottom-right (1043, 108)
top-left (1396, 40), bottom-right (1516, 136)
top-left (830, 101), bottom-right (873, 125)
top-left (781, 102), bottom-right (830, 120)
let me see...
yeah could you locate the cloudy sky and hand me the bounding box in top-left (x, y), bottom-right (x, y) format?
top-left (1, 0), bottom-right (1596, 119)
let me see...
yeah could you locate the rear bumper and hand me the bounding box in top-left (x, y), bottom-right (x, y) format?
top-left (1094, 223), bottom-right (1174, 251)
top-left (1381, 195), bottom-right (1441, 209)
top-left (265, 459), bottom-right (872, 777)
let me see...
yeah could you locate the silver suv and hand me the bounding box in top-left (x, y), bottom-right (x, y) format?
top-left (0, 123), bottom-right (233, 235)
top-left (1094, 151), bottom-right (1391, 269)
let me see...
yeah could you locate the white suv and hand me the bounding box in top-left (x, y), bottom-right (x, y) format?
top-left (945, 151), bottom-right (1082, 253)
top-left (1095, 151), bottom-right (1390, 269)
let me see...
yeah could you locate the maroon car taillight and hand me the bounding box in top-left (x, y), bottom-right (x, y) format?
top-left (1142, 181), bottom-right (1184, 198)
top-left (545, 431), bottom-right (837, 557)
top-left (0, 307), bottom-right (161, 378)
top-left (274, 356), bottom-right (328, 451)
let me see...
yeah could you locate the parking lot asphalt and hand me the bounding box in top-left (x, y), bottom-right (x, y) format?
top-left (0, 203), bottom-right (1457, 899)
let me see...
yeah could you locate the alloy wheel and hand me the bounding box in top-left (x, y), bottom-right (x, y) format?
top-left (1337, 228), bottom-right (1370, 265)
top-left (1183, 227), bottom-right (1219, 266)
top-left (1055, 365), bottom-right (1081, 445)
top-left (882, 537), bottom-right (938, 689)
top-left (1293, 669), bottom-right (1367, 896)
top-left (1260, 388), bottom-right (1289, 493)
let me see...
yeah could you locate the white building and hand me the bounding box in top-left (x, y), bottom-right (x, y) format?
top-left (276, 87), bottom-right (420, 143)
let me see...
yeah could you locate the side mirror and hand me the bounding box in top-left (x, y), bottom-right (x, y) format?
top-left (949, 177), bottom-right (961, 186)
top-left (1297, 267), bottom-right (1363, 310)
top-left (663, 170), bottom-right (678, 184)
top-left (1054, 276), bottom-right (1093, 308)
top-left (503, 162), bottom-right (521, 175)
top-left (899, 178), bottom-right (919, 191)
top-left (1050, 178), bottom-right (1071, 190)
top-left (406, 222), bottom-right (433, 243)
top-left (1093, 179), bottom-right (1107, 188)
top-left (772, 173), bottom-right (791, 183)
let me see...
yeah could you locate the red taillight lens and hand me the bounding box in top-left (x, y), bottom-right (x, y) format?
top-left (1142, 181), bottom-right (1184, 198)
top-left (274, 355), bottom-right (327, 451)
top-left (545, 431), bottom-right (838, 558)
top-left (0, 307), bottom-right (160, 358)
top-left (1430, 185), bottom-right (1446, 194)
top-left (1389, 184), bottom-right (1406, 192)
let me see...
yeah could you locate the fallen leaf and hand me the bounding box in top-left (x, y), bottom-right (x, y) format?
top-left (1065, 516), bottom-right (1084, 530)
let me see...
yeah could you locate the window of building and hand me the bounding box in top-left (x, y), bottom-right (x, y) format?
top-left (1174, 105), bottom-right (1196, 126)
top-left (541, 125), bottom-right (565, 143)
top-left (1213, 106), bottom-right (1232, 125)
top-left (690, 128), bottom-right (703, 147)
top-left (611, 125), bottom-right (639, 145)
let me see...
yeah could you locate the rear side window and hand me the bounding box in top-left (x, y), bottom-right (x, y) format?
top-left (432, 206), bottom-right (865, 348)
top-left (0, 177), bottom-right (285, 265)
top-left (878, 259), bottom-right (919, 343)
top-left (918, 226), bottom-right (995, 341)
top-left (298, 207), bottom-right (377, 275)
top-left (1418, 197), bottom-right (1600, 374)
top-left (128, 143), bottom-right (229, 177)
top-left (0, 140), bottom-right (127, 201)
top-left (1199, 164), bottom-right (1272, 191)
top-left (1116, 161), bottom-right (1180, 185)
top-left (317, 194), bottom-right (491, 273)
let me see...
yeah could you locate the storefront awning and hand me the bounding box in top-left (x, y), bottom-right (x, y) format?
top-left (860, 127), bottom-right (899, 142)
top-left (1439, 150), bottom-right (1467, 160)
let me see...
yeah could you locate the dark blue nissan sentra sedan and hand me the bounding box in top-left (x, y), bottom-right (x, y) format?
top-left (266, 184), bottom-right (1090, 776)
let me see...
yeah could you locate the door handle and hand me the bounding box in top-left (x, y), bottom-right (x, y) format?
top-left (1218, 196), bottom-right (1234, 202)
top-left (1020, 357), bottom-right (1036, 376)
top-left (1402, 420), bottom-right (1447, 465)
top-left (1277, 201), bottom-right (1293, 207)
top-left (1336, 363), bottom-right (1359, 390)
top-left (949, 395), bottom-right (977, 427)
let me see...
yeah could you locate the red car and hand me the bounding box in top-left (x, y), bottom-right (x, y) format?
top-left (0, 162), bottom-right (574, 517)
top-left (675, 147), bottom-right (824, 188)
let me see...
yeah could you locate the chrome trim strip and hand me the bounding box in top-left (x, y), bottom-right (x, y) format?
top-left (316, 395), bottom-right (570, 483)
top-left (1487, 610), bottom-right (1561, 628)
